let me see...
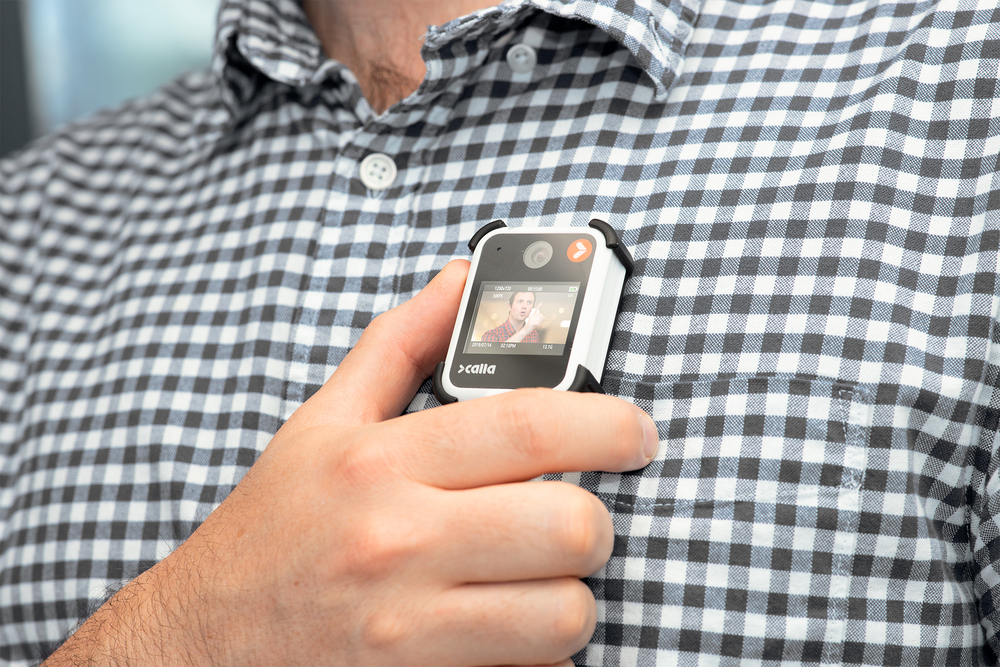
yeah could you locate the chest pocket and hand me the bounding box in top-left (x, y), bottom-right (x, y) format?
top-left (555, 375), bottom-right (872, 665)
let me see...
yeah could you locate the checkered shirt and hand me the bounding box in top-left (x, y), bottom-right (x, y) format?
top-left (482, 317), bottom-right (541, 343)
top-left (2, 0), bottom-right (1000, 664)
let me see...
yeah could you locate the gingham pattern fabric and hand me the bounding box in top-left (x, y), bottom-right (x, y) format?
top-left (482, 316), bottom-right (541, 342)
top-left (2, 0), bottom-right (1000, 664)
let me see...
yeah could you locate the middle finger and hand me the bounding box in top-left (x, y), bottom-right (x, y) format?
top-left (427, 480), bottom-right (614, 583)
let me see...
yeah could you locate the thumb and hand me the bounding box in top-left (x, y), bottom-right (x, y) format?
top-left (296, 260), bottom-right (469, 428)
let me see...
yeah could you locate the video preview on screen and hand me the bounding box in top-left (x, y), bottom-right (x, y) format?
top-left (464, 282), bottom-right (580, 356)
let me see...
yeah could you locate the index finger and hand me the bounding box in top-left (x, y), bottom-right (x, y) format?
top-left (369, 388), bottom-right (658, 489)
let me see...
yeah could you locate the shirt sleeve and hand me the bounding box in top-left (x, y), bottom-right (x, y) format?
top-left (0, 141), bottom-right (51, 431)
top-left (481, 326), bottom-right (504, 342)
top-left (969, 323), bottom-right (1000, 655)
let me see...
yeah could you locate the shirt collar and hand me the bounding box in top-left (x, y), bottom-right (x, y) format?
top-left (212, 0), bottom-right (702, 113)
top-left (524, 0), bottom-right (701, 99)
top-left (212, 0), bottom-right (341, 112)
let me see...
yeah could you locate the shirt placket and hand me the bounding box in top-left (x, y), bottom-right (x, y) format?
top-left (281, 11), bottom-right (535, 411)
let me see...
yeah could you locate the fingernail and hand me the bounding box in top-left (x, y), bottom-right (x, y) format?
top-left (640, 412), bottom-right (659, 461)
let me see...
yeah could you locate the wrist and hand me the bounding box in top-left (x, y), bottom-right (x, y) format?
top-left (45, 544), bottom-right (237, 667)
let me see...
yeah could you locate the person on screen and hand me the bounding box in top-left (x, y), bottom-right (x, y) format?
top-left (481, 291), bottom-right (544, 343)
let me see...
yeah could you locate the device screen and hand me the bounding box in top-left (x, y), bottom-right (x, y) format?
top-left (464, 282), bottom-right (581, 356)
top-left (449, 231), bottom-right (596, 389)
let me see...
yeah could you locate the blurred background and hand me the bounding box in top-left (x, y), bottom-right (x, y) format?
top-left (1, 0), bottom-right (220, 159)
top-left (470, 290), bottom-right (577, 346)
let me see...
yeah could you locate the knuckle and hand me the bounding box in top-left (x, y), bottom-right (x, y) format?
top-left (364, 310), bottom-right (394, 338)
top-left (332, 437), bottom-right (387, 491)
top-left (556, 491), bottom-right (613, 571)
top-left (599, 399), bottom-right (648, 466)
top-left (344, 518), bottom-right (423, 580)
top-left (610, 402), bottom-right (644, 445)
top-left (496, 389), bottom-right (558, 460)
top-left (330, 448), bottom-right (429, 581)
top-left (360, 525), bottom-right (405, 574)
top-left (360, 609), bottom-right (413, 652)
top-left (548, 580), bottom-right (597, 651)
top-left (362, 312), bottom-right (414, 366)
top-left (369, 310), bottom-right (420, 364)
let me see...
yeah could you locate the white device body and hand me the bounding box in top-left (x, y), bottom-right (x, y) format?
top-left (437, 224), bottom-right (629, 402)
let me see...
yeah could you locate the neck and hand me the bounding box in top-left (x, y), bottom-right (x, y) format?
top-left (302, 0), bottom-right (500, 114)
top-left (509, 316), bottom-right (524, 329)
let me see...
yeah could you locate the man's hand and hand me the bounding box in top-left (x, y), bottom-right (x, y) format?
top-left (46, 260), bottom-right (658, 667)
top-left (507, 305), bottom-right (545, 343)
top-left (525, 305), bottom-right (545, 331)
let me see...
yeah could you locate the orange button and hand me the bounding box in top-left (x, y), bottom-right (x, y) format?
top-left (567, 238), bottom-right (593, 262)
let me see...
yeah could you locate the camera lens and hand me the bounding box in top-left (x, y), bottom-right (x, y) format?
top-left (523, 241), bottom-right (553, 269)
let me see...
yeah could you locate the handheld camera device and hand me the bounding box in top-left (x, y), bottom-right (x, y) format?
top-left (433, 219), bottom-right (633, 404)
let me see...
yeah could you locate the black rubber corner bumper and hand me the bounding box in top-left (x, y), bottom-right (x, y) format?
top-left (432, 361), bottom-right (458, 405)
top-left (588, 218), bottom-right (634, 277)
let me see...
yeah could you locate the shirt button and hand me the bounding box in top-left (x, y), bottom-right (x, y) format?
top-left (359, 153), bottom-right (397, 190)
top-left (506, 44), bottom-right (537, 74)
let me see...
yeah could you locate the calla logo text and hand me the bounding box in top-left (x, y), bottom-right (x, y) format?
top-left (458, 363), bottom-right (496, 375)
